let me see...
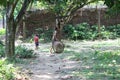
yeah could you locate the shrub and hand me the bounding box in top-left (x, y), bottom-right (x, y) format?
top-left (0, 42), bottom-right (34, 59)
top-left (15, 45), bottom-right (34, 58)
top-left (73, 23), bottom-right (91, 40)
top-left (43, 29), bottom-right (53, 42)
top-left (63, 23), bottom-right (119, 40)
top-left (63, 24), bottom-right (75, 39)
top-left (36, 28), bottom-right (53, 42)
top-left (0, 59), bottom-right (16, 80)
top-left (106, 24), bottom-right (120, 38)
top-left (63, 23), bottom-right (92, 40)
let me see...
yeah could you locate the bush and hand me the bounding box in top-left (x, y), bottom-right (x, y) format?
top-left (43, 29), bottom-right (53, 42)
top-left (15, 45), bottom-right (34, 58)
top-left (106, 24), bottom-right (120, 38)
top-left (63, 23), bottom-right (119, 40)
top-left (0, 59), bottom-right (16, 80)
top-left (63, 24), bottom-right (75, 39)
top-left (63, 23), bottom-right (92, 40)
top-left (0, 44), bottom-right (35, 59)
top-left (36, 28), bottom-right (53, 42)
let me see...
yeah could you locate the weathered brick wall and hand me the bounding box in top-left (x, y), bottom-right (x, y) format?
top-left (22, 10), bottom-right (56, 36)
top-left (20, 8), bottom-right (120, 36)
top-left (71, 8), bottom-right (120, 26)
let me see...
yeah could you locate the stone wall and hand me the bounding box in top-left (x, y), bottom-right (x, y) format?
top-left (20, 8), bottom-right (120, 36)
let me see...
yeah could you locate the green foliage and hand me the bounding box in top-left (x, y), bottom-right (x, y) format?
top-left (15, 45), bottom-right (34, 58)
top-left (105, 0), bottom-right (120, 15)
top-left (63, 23), bottom-right (119, 40)
top-left (0, 59), bottom-right (16, 80)
top-left (64, 23), bottom-right (91, 40)
top-left (13, 0), bottom-right (23, 18)
top-left (0, 38), bottom-right (35, 58)
top-left (41, 0), bottom-right (98, 25)
top-left (0, 44), bottom-right (5, 58)
top-left (106, 24), bottom-right (120, 37)
top-left (0, 0), bottom-right (6, 7)
top-left (36, 28), bottom-right (53, 42)
top-left (0, 29), bottom-right (5, 35)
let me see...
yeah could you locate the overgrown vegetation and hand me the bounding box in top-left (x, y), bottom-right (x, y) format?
top-left (63, 23), bottom-right (120, 40)
top-left (0, 45), bottom-right (34, 79)
top-left (26, 22), bottom-right (120, 47)
top-left (15, 45), bottom-right (34, 58)
top-left (34, 23), bottom-right (120, 42)
top-left (36, 28), bottom-right (53, 42)
top-left (0, 45), bottom-right (35, 59)
top-left (0, 59), bottom-right (16, 80)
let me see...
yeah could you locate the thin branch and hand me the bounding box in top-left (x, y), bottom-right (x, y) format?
top-left (63, 0), bottom-right (96, 24)
top-left (9, 0), bottom-right (19, 19)
top-left (15, 0), bottom-right (31, 27)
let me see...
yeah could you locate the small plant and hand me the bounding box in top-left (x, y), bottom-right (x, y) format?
top-left (15, 45), bottom-right (34, 58)
top-left (63, 23), bottom-right (120, 40)
top-left (0, 59), bottom-right (16, 80)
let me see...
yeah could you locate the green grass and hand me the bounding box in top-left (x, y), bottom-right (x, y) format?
top-left (63, 50), bottom-right (120, 80)
top-left (61, 40), bottom-right (120, 80)
top-left (88, 51), bottom-right (120, 80)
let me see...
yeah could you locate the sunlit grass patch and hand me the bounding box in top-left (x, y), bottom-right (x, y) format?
top-left (92, 39), bottom-right (120, 48)
top-left (77, 50), bottom-right (120, 80)
top-left (63, 41), bottom-right (120, 80)
top-left (94, 50), bottom-right (120, 63)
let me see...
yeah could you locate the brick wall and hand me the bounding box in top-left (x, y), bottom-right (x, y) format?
top-left (20, 8), bottom-right (120, 36)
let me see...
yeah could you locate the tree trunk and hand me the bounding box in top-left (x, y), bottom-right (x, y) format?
top-left (98, 9), bottom-right (101, 39)
top-left (5, 17), bottom-right (16, 58)
top-left (5, 0), bottom-right (31, 58)
top-left (55, 18), bottom-right (62, 41)
top-left (52, 18), bottom-right (64, 53)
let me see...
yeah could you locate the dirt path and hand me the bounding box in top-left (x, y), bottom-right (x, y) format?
top-left (16, 42), bottom-right (86, 80)
top-left (17, 39), bottom-right (120, 80)
top-left (27, 52), bottom-right (82, 80)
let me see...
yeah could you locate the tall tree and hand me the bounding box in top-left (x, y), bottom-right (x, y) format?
top-left (0, 0), bottom-right (32, 58)
top-left (45, 0), bottom-right (96, 34)
top-left (42, 0), bottom-right (97, 53)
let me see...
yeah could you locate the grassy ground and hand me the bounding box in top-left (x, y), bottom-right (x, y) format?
top-left (60, 39), bottom-right (120, 80)
top-left (14, 39), bottom-right (120, 80)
